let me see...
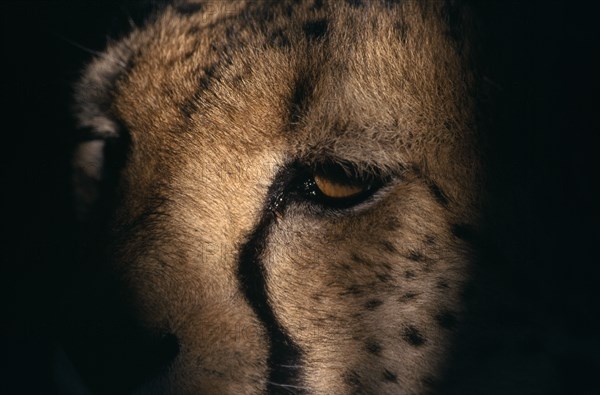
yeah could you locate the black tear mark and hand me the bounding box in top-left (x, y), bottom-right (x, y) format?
top-left (383, 369), bottom-right (398, 383)
top-left (435, 310), bottom-right (458, 330)
top-left (175, 2), bottom-right (204, 15)
top-left (303, 18), bottom-right (328, 40)
top-left (428, 181), bottom-right (450, 207)
top-left (365, 299), bottom-right (384, 310)
top-left (237, 165), bottom-right (304, 393)
top-left (402, 326), bottom-right (426, 347)
top-left (366, 340), bottom-right (383, 355)
top-left (451, 223), bottom-right (477, 243)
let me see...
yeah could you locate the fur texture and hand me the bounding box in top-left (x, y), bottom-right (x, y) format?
top-left (73, 1), bottom-right (481, 393)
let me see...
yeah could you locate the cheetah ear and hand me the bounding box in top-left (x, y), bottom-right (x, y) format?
top-left (72, 44), bottom-right (131, 221)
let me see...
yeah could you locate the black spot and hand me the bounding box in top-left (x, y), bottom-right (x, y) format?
top-left (269, 28), bottom-right (290, 48)
top-left (345, 0), bottom-right (364, 7)
top-left (200, 366), bottom-right (225, 378)
top-left (344, 370), bottom-right (362, 387)
top-left (351, 311), bottom-right (363, 319)
top-left (302, 18), bottom-right (328, 40)
top-left (350, 253), bottom-right (367, 264)
top-left (383, 369), bottom-right (398, 382)
top-left (284, 4), bottom-right (294, 17)
top-left (232, 74), bottom-right (244, 87)
top-left (435, 310), bottom-right (458, 330)
top-left (198, 63), bottom-right (218, 91)
top-left (341, 285), bottom-right (363, 296)
top-left (365, 299), bottom-right (384, 310)
top-left (366, 340), bottom-right (382, 355)
top-left (428, 181), bottom-right (450, 207)
top-left (380, 241), bottom-right (398, 254)
top-left (436, 280), bottom-right (450, 289)
top-left (384, 0), bottom-right (402, 7)
top-left (376, 273), bottom-right (392, 283)
top-left (179, 95), bottom-right (199, 119)
top-left (393, 21), bottom-right (408, 42)
top-left (408, 251), bottom-right (424, 262)
top-left (424, 235), bottom-right (436, 245)
top-left (402, 326), bottom-right (426, 347)
top-left (175, 2), bottom-right (204, 15)
top-left (399, 292), bottom-right (418, 302)
top-left (385, 217), bottom-right (402, 230)
top-left (340, 263), bottom-right (352, 272)
top-left (451, 223), bottom-right (476, 242)
top-left (312, 0), bottom-right (324, 10)
top-left (404, 270), bottom-right (415, 279)
top-left (187, 26), bottom-right (201, 35)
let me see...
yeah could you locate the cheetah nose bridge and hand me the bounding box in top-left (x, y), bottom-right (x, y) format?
top-left (146, 152), bottom-right (285, 391)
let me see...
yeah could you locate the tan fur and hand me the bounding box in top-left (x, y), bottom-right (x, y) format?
top-left (74, 1), bottom-right (481, 393)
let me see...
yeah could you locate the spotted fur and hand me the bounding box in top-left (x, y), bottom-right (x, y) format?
top-left (73, 0), bottom-right (481, 393)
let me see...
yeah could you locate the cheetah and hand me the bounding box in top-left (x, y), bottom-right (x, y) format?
top-left (72, 1), bottom-right (481, 393)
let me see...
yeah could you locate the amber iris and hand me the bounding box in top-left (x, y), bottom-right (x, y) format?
top-left (313, 175), bottom-right (366, 198)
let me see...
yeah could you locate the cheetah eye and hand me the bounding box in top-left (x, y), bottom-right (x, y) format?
top-left (314, 175), bottom-right (365, 198)
top-left (298, 163), bottom-right (384, 209)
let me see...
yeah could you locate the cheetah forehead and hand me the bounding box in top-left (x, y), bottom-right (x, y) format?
top-left (77, 0), bottom-right (477, 177)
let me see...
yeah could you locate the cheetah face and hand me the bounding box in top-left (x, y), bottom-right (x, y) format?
top-left (72, 1), bottom-right (481, 393)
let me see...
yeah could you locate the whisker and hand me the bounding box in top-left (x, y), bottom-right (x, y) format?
top-left (53, 33), bottom-right (128, 68)
top-left (267, 381), bottom-right (313, 391)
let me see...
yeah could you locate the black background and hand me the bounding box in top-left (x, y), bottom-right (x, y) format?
top-left (2, 1), bottom-right (598, 394)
